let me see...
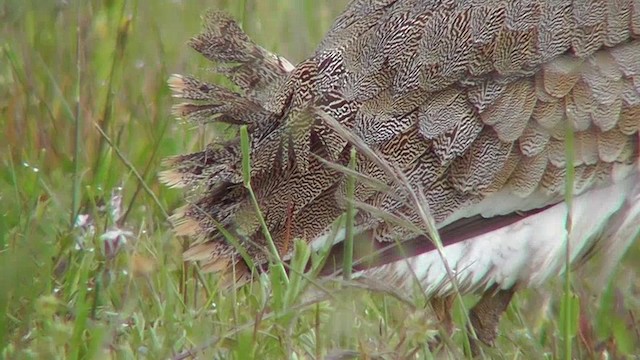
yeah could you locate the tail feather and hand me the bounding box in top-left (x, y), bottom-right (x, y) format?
top-left (183, 241), bottom-right (251, 285)
top-left (159, 144), bottom-right (241, 189)
top-left (160, 11), bottom-right (372, 274)
top-left (168, 74), bottom-right (265, 125)
top-left (189, 11), bottom-right (294, 101)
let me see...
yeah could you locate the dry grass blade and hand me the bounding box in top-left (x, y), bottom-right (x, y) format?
top-left (93, 123), bottom-right (170, 220)
top-left (317, 109), bottom-right (479, 352)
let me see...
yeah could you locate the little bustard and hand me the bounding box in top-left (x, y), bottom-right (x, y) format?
top-left (161, 0), bottom-right (640, 353)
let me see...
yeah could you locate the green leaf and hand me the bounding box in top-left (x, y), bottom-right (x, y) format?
top-left (559, 290), bottom-right (579, 340)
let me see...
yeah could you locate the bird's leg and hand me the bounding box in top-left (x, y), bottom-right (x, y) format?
top-left (429, 295), bottom-right (456, 350)
top-left (467, 286), bottom-right (515, 356)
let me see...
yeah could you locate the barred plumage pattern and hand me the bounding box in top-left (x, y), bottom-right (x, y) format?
top-left (162, 0), bottom-right (640, 291)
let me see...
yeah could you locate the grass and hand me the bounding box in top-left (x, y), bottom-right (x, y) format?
top-left (1, 0), bottom-right (639, 358)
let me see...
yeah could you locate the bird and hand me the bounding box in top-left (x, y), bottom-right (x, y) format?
top-left (161, 0), bottom-right (640, 354)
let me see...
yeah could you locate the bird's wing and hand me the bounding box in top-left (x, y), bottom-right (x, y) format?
top-left (310, 0), bottom-right (640, 243)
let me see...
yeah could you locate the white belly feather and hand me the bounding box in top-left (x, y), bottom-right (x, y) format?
top-left (358, 166), bottom-right (640, 297)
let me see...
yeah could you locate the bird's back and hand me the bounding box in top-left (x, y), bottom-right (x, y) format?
top-left (162, 0), bottom-right (640, 292)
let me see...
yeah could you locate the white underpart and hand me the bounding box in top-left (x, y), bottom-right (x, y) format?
top-left (357, 164), bottom-right (640, 297)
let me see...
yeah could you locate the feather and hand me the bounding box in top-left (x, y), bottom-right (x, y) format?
top-left (163, 1), bottom-right (640, 318)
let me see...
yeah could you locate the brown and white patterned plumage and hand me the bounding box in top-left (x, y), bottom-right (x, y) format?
top-left (162, 0), bottom-right (640, 351)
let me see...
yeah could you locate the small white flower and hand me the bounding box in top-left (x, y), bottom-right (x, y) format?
top-left (74, 214), bottom-right (92, 229)
top-left (101, 229), bottom-right (133, 258)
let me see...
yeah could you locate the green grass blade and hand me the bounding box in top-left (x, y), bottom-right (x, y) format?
top-left (240, 125), bottom-right (251, 187)
top-left (69, 252), bottom-right (94, 360)
top-left (71, 1), bottom-right (83, 228)
top-left (239, 125), bottom-right (289, 285)
top-left (91, 0), bottom-right (130, 180)
top-left (93, 123), bottom-right (170, 220)
top-left (284, 239), bottom-right (311, 307)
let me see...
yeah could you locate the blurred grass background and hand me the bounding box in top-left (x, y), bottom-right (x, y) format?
top-left (1, 0), bottom-right (639, 358)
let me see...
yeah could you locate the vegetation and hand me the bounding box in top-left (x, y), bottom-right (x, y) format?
top-left (1, 0), bottom-right (638, 358)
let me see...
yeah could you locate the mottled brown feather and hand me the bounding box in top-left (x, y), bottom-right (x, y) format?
top-left (162, 1), bottom-right (640, 276)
